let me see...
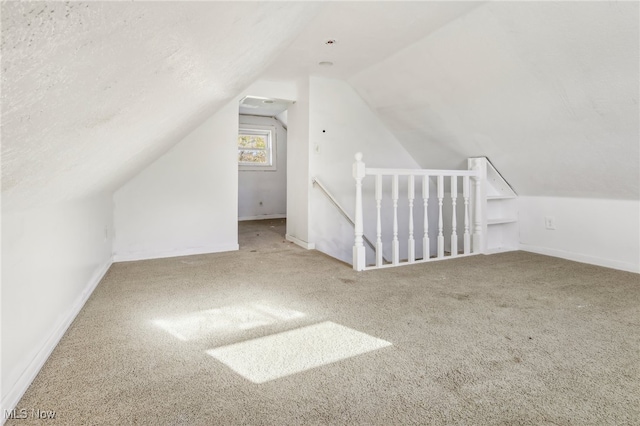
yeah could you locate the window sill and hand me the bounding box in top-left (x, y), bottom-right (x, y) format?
top-left (239, 165), bottom-right (277, 172)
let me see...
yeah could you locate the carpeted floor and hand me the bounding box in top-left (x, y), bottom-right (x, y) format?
top-left (8, 219), bottom-right (640, 425)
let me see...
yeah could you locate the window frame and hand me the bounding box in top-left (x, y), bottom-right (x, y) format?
top-left (238, 124), bottom-right (277, 171)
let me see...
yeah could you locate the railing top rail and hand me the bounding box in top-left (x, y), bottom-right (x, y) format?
top-left (365, 168), bottom-right (479, 177)
top-left (312, 177), bottom-right (354, 224)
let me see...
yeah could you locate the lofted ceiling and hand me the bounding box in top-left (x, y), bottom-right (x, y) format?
top-left (2, 1), bottom-right (638, 211)
top-left (1, 1), bottom-right (320, 210)
top-left (348, 2), bottom-right (639, 199)
top-left (260, 1), bottom-right (482, 81)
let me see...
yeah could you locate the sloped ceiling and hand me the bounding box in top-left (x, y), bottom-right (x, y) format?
top-left (260, 1), bottom-right (482, 81)
top-left (3, 1), bottom-right (638, 209)
top-left (349, 2), bottom-right (639, 199)
top-left (1, 1), bottom-right (320, 210)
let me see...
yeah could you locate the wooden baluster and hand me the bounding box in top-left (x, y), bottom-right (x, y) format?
top-left (375, 174), bottom-right (383, 267)
top-left (463, 176), bottom-right (470, 254)
top-left (451, 176), bottom-right (458, 257)
top-left (392, 174), bottom-right (399, 265)
top-left (353, 153), bottom-right (366, 271)
top-left (423, 176), bottom-right (430, 260)
top-left (437, 175), bottom-right (444, 258)
top-left (408, 175), bottom-right (415, 263)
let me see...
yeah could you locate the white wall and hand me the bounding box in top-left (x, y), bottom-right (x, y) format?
top-left (275, 111), bottom-right (288, 129)
top-left (113, 100), bottom-right (239, 261)
top-left (238, 115), bottom-right (287, 220)
top-left (308, 77), bottom-right (422, 264)
top-left (1, 194), bottom-right (113, 413)
top-left (518, 196), bottom-right (640, 273)
top-left (285, 78), bottom-right (312, 248)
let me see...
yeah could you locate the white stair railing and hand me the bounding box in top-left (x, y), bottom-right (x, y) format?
top-left (467, 157), bottom-right (519, 254)
top-left (353, 153), bottom-right (484, 271)
top-left (313, 177), bottom-right (382, 260)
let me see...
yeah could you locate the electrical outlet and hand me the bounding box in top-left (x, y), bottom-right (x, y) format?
top-left (544, 216), bottom-right (556, 230)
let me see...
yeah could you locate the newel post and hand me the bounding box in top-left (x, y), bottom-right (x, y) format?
top-left (353, 152), bottom-right (366, 271)
top-left (472, 165), bottom-right (484, 254)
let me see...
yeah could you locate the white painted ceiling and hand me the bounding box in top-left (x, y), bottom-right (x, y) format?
top-left (3, 1), bottom-right (638, 210)
top-left (239, 96), bottom-right (291, 117)
top-left (1, 1), bottom-right (319, 210)
top-left (348, 2), bottom-right (639, 199)
top-left (260, 2), bottom-right (482, 81)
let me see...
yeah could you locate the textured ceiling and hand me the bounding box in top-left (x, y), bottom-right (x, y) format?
top-left (261, 1), bottom-right (481, 81)
top-left (349, 1), bottom-right (639, 199)
top-left (1, 1), bottom-right (319, 210)
top-left (3, 1), bottom-right (638, 210)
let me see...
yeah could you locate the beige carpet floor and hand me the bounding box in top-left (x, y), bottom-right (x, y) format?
top-left (8, 219), bottom-right (640, 425)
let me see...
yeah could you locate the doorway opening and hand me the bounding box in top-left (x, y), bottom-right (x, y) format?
top-left (237, 96), bottom-right (293, 246)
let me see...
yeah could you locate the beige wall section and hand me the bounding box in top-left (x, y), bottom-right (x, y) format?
top-left (113, 100), bottom-right (239, 261)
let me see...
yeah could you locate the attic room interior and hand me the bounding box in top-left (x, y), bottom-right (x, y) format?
top-left (1, 1), bottom-right (639, 424)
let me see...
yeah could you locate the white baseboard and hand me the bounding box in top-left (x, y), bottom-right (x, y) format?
top-left (1, 258), bottom-right (113, 423)
top-left (519, 244), bottom-right (640, 274)
top-left (238, 214), bottom-right (286, 221)
top-left (113, 243), bottom-right (239, 262)
top-left (285, 234), bottom-right (316, 250)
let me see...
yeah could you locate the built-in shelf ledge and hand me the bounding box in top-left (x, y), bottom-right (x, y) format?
top-left (487, 217), bottom-right (518, 225)
top-left (487, 195), bottom-right (517, 200)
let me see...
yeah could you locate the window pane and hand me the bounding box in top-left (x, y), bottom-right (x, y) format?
top-left (238, 126), bottom-right (274, 169)
top-left (238, 134), bottom-right (267, 149)
top-left (239, 149), bottom-right (267, 164)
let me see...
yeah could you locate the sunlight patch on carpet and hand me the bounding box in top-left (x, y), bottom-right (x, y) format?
top-left (206, 321), bottom-right (392, 383)
top-left (152, 303), bottom-right (305, 341)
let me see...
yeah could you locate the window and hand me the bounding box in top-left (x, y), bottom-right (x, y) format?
top-left (238, 124), bottom-right (276, 171)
